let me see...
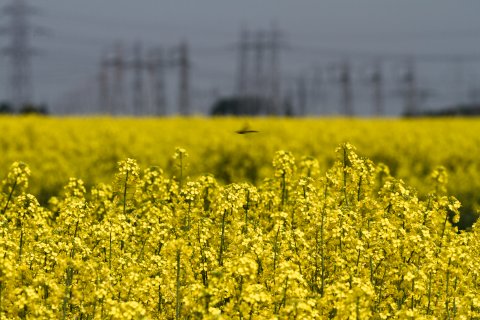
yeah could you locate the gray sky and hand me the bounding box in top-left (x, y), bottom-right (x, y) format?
top-left (1, 0), bottom-right (480, 115)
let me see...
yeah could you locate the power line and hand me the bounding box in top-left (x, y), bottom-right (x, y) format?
top-left (40, 11), bottom-right (235, 39)
top-left (288, 44), bottom-right (480, 62)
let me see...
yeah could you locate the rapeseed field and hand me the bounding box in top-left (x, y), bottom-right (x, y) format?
top-left (1, 116), bottom-right (479, 318)
top-left (1, 116), bottom-right (479, 226)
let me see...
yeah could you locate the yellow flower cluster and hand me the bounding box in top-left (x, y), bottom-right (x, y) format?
top-left (1, 144), bottom-right (479, 319)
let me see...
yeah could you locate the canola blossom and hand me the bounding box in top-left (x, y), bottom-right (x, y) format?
top-left (1, 143), bottom-right (479, 319)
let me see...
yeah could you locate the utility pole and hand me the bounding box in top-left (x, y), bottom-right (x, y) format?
top-left (268, 23), bottom-right (281, 115)
top-left (468, 73), bottom-right (480, 105)
top-left (296, 74), bottom-right (307, 116)
top-left (236, 27), bottom-right (249, 98)
top-left (453, 57), bottom-right (466, 107)
top-left (403, 57), bottom-right (417, 116)
top-left (311, 66), bottom-right (325, 115)
top-left (131, 41), bottom-right (145, 116)
top-left (177, 40), bottom-right (190, 115)
top-left (98, 53), bottom-right (111, 114)
top-left (1, 0), bottom-right (43, 110)
top-left (236, 27), bottom-right (250, 114)
top-left (283, 85), bottom-right (294, 116)
top-left (371, 59), bottom-right (384, 116)
top-left (147, 47), bottom-right (167, 116)
top-left (254, 30), bottom-right (265, 103)
top-left (339, 60), bottom-right (353, 116)
top-left (111, 41), bottom-right (125, 114)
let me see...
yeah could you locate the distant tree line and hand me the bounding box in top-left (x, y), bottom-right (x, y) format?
top-left (0, 101), bottom-right (49, 115)
top-left (408, 103), bottom-right (480, 117)
top-left (210, 95), bottom-right (294, 116)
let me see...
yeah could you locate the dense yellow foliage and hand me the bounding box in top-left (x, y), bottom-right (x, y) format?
top-left (1, 116), bottom-right (479, 227)
top-left (1, 143), bottom-right (479, 319)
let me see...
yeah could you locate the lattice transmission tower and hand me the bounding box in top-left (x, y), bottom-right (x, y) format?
top-left (1, 0), bottom-right (44, 109)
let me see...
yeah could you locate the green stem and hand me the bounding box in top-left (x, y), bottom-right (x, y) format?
top-left (179, 153), bottom-right (183, 190)
top-left (339, 214), bottom-right (344, 253)
top-left (62, 266), bottom-right (74, 320)
top-left (342, 146), bottom-right (349, 207)
top-left (356, 297), bottom-right (360, 320)
top-left (357, 175), bottom-right (362, 202)
top-left (157, 284), bottom-right (163, 314)
top-left (313, 229), bottom-right (319, 290)
top-left (243, 190), bottom-right (250, 234)
top-left (109, 221), bottom-right (112, 270)
top-left (1, 179), bottom-right (17, 215)
top-left (280, 277), bottom-right (289, 312)
top-left (123, 171), bottom-right (129, 215)
top-left (446, 258), bottom-right (451, 318)
top-left (439, 210), bottom-right (449, 252)
top-left (273, 225), bottom-right (281, 286)
top-left (235, 276), bottom-right (244, 317)
top-left (453, 276), bottom-right (457, 319)
top-left (137, 238), bottom-right (147, 262)
top-left (198, 221), bottom-right (208, 287)
top-left (18, 228), bottom-right (24, 262)
top-left (175, 249), bottom-right (181, 320)
top-left (91, 277), bottom-right (99, 319)
top-left (70, 220), bottom-right (79, 258)
top-left (218, 210), bottom-right (227, 266)
top-left (100, 298), bottom-right (104, 319)
top-left (369, 258), bottom-right (374, 286)
top-left (411, 279), bottom-right (415, 311)
top-left (320, 185), bottom-right (326, 296)
top-left (427, 271), bottom-right (432, 314)
top-left (0, 281), bottom-right (3, 319)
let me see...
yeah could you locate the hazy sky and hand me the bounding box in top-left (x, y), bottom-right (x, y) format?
top-left (1, 0), bottom-right (480, 115)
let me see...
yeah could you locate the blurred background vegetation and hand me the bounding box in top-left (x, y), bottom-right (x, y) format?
top-left (1, 116), bottom-right (478, 229)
